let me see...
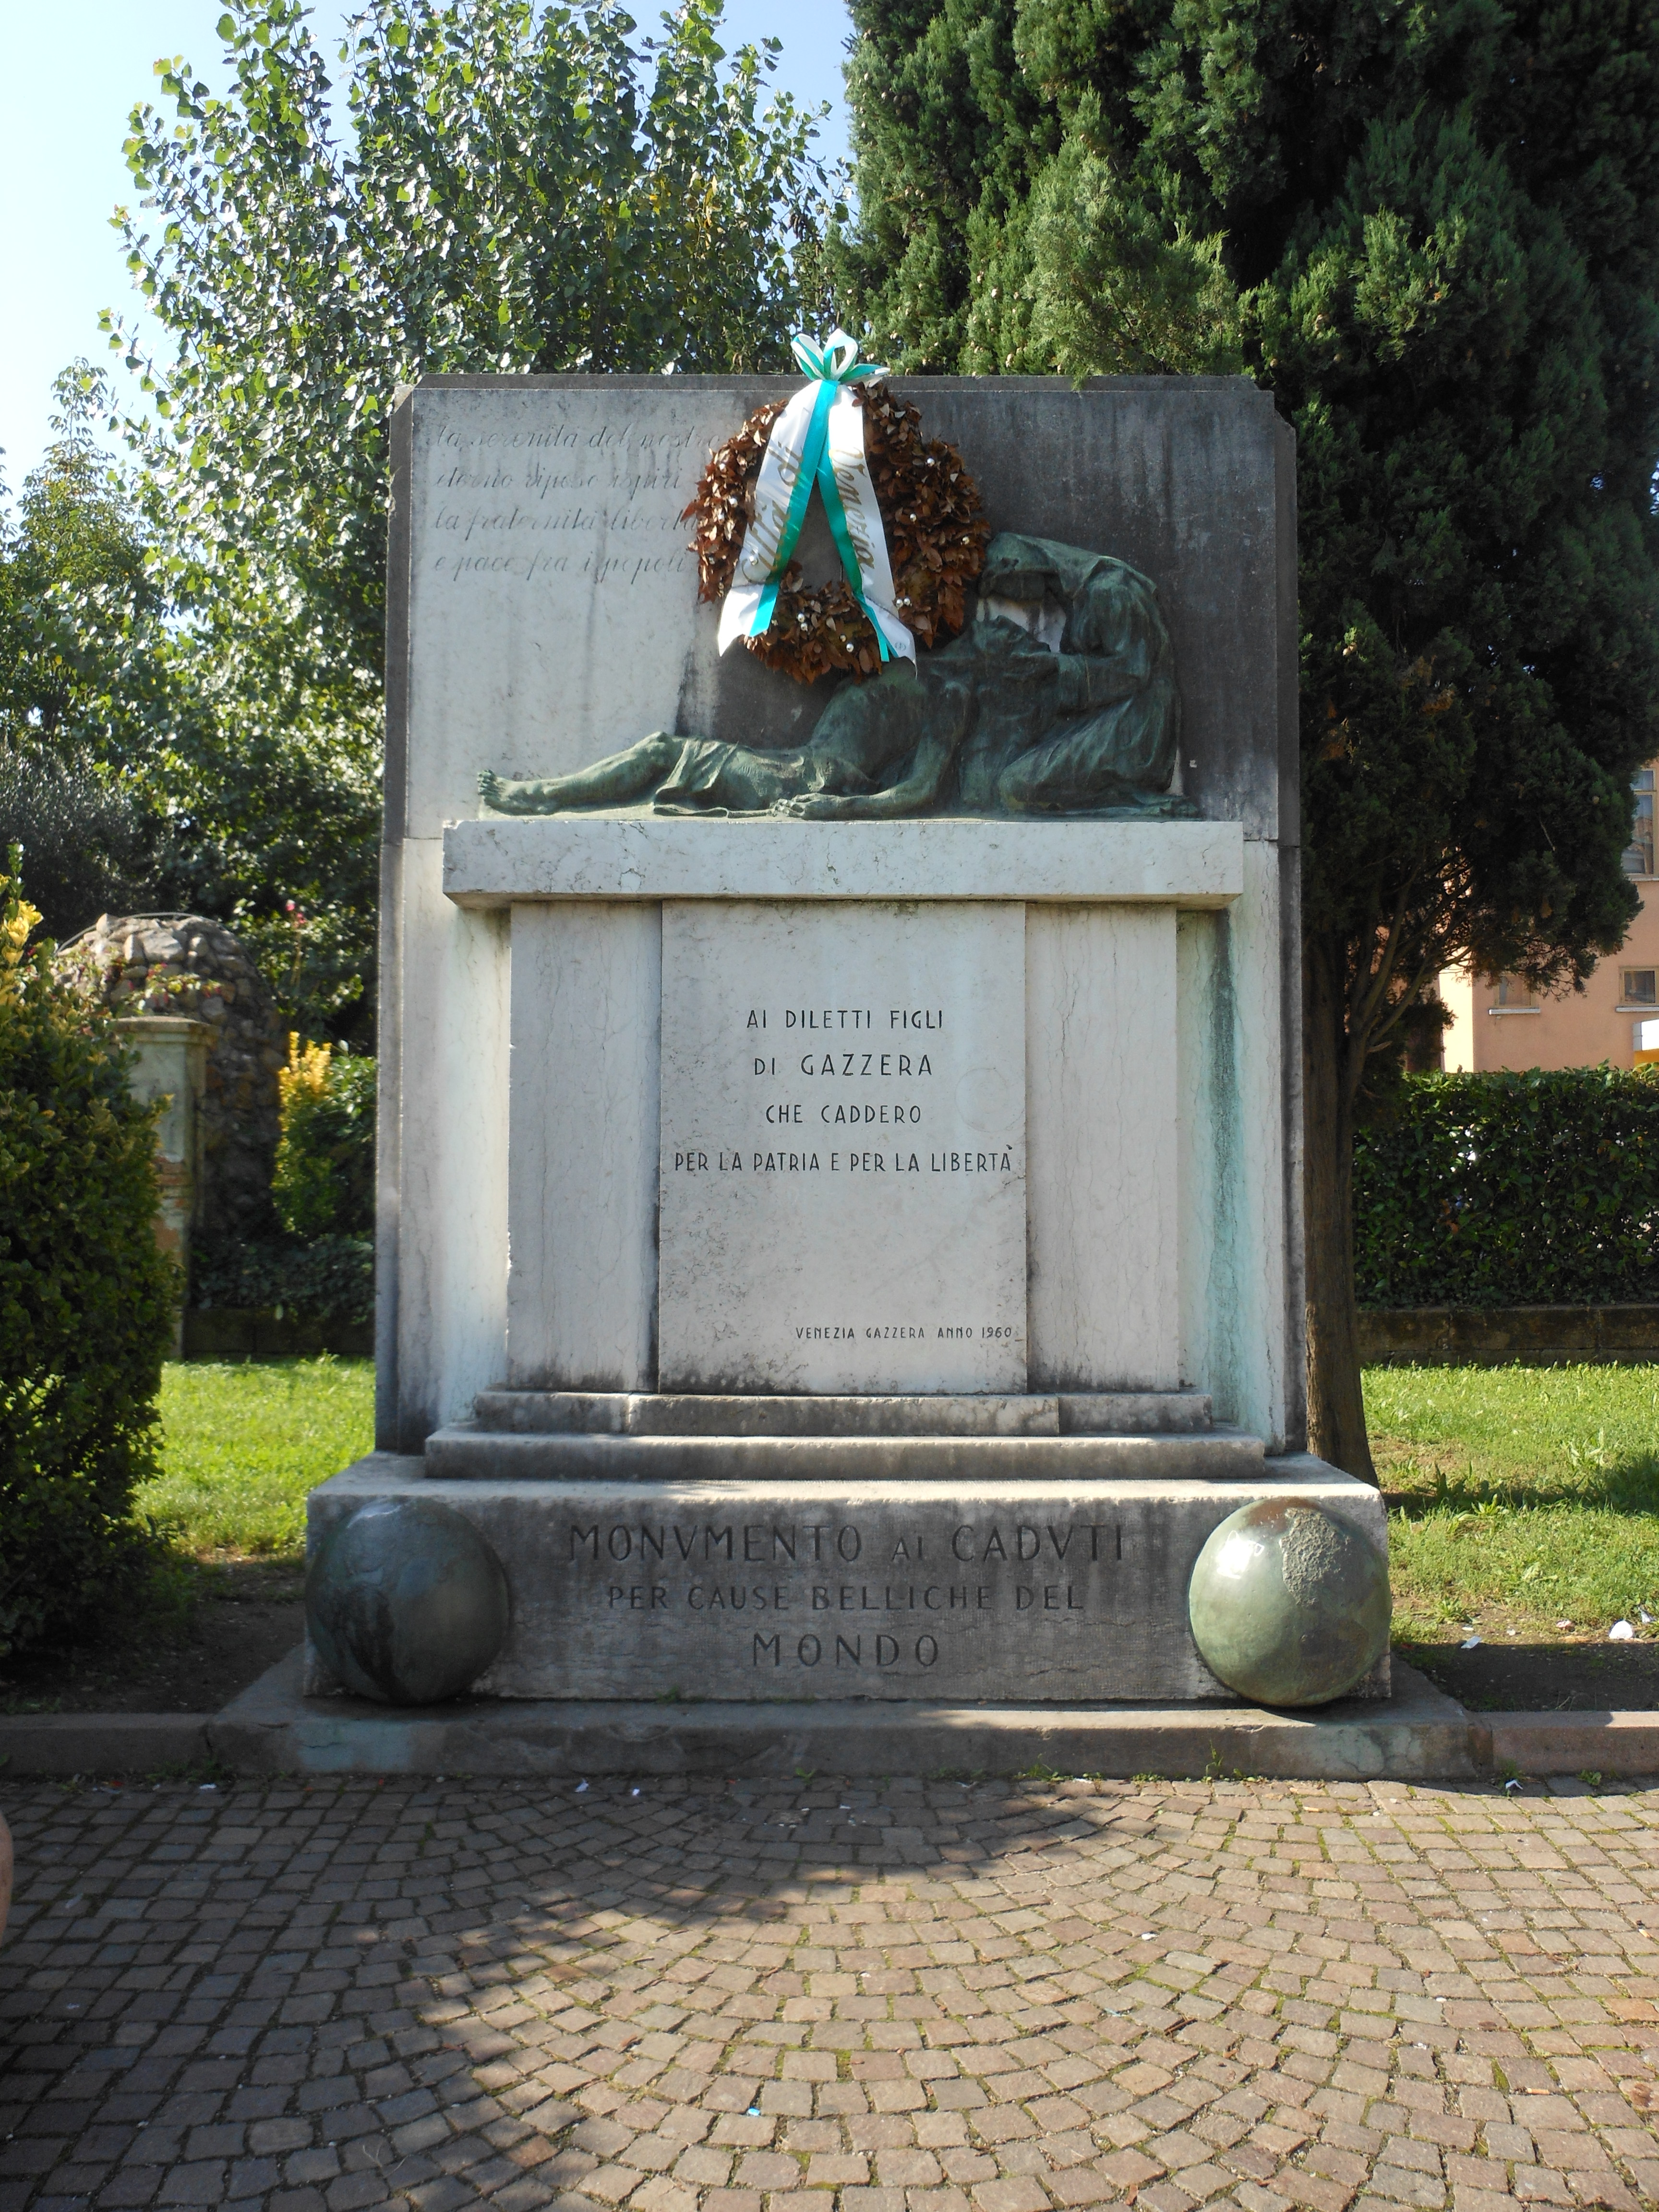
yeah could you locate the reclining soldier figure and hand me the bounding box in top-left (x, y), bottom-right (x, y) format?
top-left (477, 532), bottom-right (1190, 820)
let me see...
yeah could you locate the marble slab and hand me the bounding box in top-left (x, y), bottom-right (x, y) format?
top-left (444, 814), bottom-right (1245, 906)
top-left (397, 376), bottom-right (1297, 843)
top-left (423, 1425), bottom-right (1266, 1483)
top-left (505, 902), bottom-right (659, 1391)
top-left (384, 379), bottom-right (1303, 1457)
top-left (657, 901), bottom-right (1027, 1393)
top-left (1027, 906), bottom-right (1179, 1389)
top-left (467, 1389), bottom-right (1214, 1436)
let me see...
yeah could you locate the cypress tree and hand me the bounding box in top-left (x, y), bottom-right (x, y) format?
top-left (838, 0), bottom-right (1659, 1479)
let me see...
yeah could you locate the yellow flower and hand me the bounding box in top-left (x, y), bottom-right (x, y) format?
top-left (277, 1031), bottom-right (332, 1111)
top-left (1, 899), bottom-right (41, 965)
top-left (0, 889), bottom-right (42, 1003)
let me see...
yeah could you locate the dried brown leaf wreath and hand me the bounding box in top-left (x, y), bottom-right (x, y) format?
top-left (680, 386), bottom-right (992, 685)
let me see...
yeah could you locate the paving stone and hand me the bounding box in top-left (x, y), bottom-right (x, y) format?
top-left (1, 1776), bottom-right (1658, 2212)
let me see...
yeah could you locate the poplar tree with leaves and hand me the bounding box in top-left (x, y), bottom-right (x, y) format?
top-left (836, 0), bottom-right (1659, 1479)
top-left (95, 0), bottom-right (831, 1028)
top-left (0, 369), bottom-right (169, 938)
top-left (107, 0), bottom-right (830, 703)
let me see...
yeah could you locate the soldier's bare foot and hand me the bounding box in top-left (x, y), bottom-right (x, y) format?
top-left (478, 768), bottom-right (505, 808)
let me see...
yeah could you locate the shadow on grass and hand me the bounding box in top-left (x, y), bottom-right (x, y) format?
top-left (1398, 1633), bottom-right (1659, 1712)
top-left (1382, 1455), bottom-right (1659, 1520)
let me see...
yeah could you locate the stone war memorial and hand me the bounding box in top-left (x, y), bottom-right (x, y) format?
top-left (296, 342), bottom-right (1408, 1776)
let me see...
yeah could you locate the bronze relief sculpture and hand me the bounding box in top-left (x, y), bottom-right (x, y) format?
top-left (478, 532), bottom-right (1192, 822)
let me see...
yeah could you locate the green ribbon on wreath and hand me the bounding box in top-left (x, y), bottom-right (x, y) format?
top-left (749, 329), bottom-right (894, 661)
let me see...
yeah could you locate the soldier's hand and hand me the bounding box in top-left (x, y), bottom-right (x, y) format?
top-left (1005, 651), bottom-right (1060, 683)
top-left (778, 793), bottom-right (854, 818)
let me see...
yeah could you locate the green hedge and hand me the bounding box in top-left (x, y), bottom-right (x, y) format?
top-left (1354, 1069), bottom-right (1659, 1310)
top-left (0, 858), bottom-right (177, 1658)
top-left (192, 1230), bottom-right (373, 1327)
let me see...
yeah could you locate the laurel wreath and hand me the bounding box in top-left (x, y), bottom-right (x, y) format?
top-left (682, 385), bottom-right (992, 684)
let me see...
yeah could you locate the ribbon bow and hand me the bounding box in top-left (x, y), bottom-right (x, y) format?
top-left (716, 329), bottom-right (914, 669)
top-left (790, 328), bottom-right (888, 385)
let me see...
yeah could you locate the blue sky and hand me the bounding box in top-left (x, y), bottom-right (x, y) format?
top-left (0, 1), bottom-right (853, 493)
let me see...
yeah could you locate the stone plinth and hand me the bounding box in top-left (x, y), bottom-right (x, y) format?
top-left (307, 1453), bottom-right (1387, 1705)
top-left (423, 1428), bottom-right (1268, 1483)
top-left (443, 813), bottom-right (1246, 908)
top-left (218, 1648), bottom-right (1477, 1779)
top-left (468, 1388), bottom-right (1216, 1434)
top-left (435, 818), bottom-right (1273, 1425)
top-left (71, 915), bottom-right (286, 1243)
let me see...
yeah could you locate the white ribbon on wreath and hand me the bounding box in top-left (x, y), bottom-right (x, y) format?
top-left (716, 329), bottom-right (916, 666)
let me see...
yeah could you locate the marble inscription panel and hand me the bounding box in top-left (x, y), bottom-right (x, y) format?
top-left (309, 1466), bottom-right (1394, 1704)
top-left (532, 1493), bottom-right (1166, 1700)
top-left (658, 902), bottom-right (1027, 1393)
top-left (405, 387), bottom-right (724, 834)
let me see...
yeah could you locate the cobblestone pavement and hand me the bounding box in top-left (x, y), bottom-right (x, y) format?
top-left (2, 1774), bottom-right (1658, 2212)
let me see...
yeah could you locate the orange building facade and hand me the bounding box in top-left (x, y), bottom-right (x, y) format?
top-left (1440, 766), bottom-right (1659, 1071)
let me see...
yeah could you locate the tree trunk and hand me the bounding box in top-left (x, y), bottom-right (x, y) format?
top-left (1303, 930), bottom-right (1377, 1482)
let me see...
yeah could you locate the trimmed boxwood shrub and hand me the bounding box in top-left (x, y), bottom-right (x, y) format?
top-left (0, 856), bottom-right (177, 1658)
top-left (1354, 1069), bottom-right (1659, 1310)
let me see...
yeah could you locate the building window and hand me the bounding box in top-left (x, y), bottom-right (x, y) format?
top-left (1493, 973), bottom-right (1535, 1009)
top-left (1623, 767), bottom-right (1655, 877)
top-left (1623, 969), bottom-right (1658, 1006)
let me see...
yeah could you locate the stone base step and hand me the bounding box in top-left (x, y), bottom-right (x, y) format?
top-left (212, 1650), bottom-right (1482, 1781)
top-left (314, 1453), bottom-right (1379, 1707)
top-left (425, 1425), bottom-right (1262, 1483)
top-left (472, 1390), bottom-right (1213, 1438)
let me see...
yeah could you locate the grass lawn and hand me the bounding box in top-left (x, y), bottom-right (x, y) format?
top-left (4, 1358), bottom-right (373, 1715)
top-left (138, 1357), bottom-right (1659, 1632)
top-left (119, 1356), bottom-right (1659, 1696)
top-left (12, 1353), bottom-right (1652, 1715)
top-left (1366, 1362), bottom-right (1659, 1642)
top-left (138, 1356), bottom-right (375, 1559)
